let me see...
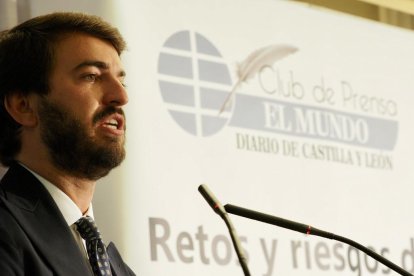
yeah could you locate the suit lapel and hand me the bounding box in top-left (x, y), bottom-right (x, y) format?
top-left (0, 164), bottom-right (92, 276)
top-left (107, 242), bottom-right (135, 276)
top-left (108, 242), bottom-right (126, 276)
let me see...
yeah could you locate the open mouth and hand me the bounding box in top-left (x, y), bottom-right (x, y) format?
top-left (100, 113), bottom-right (125, 133)
top-left (104, 118), bottom-right (119, 129)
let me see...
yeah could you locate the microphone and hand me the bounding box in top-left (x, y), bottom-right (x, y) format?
top-left (224, 204), bottom-right (413, 276)
top-left (198, 183), bottom-right (227, 218)
top-left (198, 184), bottom-right (251, 276)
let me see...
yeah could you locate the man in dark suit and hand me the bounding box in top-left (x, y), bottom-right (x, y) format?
top-left (0, 12), bottom-right (135, 275)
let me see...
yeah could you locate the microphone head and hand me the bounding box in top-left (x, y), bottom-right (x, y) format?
top-left (198, 184), bottom-right (227, 217)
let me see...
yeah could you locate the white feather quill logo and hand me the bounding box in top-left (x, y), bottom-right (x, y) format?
top-left (220, 44), bottom-right (298, 113)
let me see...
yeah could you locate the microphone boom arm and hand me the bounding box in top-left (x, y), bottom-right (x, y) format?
top-left (224, 204), bottom-right (413, 276)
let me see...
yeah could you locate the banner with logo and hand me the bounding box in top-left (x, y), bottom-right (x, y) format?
top-left (2, 0), bottom-right (414, 276)
top-left (117, 1), bottom-right (414, 275)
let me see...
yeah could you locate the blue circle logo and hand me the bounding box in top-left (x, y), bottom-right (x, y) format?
top-left (158, 30), bottom-right (233, 137)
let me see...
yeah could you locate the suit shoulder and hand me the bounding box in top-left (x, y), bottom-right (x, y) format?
top-left (0, 199), bottom-right (28, 274)
top-left (0, 198), bottom-right (25, 244)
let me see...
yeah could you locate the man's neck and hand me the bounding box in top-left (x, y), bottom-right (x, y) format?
top-left (18, 158), bottom-right (95, 214)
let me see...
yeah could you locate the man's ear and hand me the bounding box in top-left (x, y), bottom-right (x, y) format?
top-left (4, 93), bottom-right (38, 127)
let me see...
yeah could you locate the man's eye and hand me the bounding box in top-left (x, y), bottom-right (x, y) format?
top-left (83, 74), bottom-right (98, 82)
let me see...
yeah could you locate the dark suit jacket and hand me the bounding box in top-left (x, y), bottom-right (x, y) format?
top-left (0, 164), bottom-right (135, 276)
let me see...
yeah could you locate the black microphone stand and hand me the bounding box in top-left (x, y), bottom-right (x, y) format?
top-left (225, 204), bottom-right (413, 276)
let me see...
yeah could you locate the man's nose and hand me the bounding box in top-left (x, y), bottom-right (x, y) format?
top-left (102, 77), bottom-right (129, 106)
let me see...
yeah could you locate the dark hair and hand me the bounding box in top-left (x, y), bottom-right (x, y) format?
top-left (0, 12), bottom-right (126, 166)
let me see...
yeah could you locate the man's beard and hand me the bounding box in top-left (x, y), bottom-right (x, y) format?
top-left (38, 97), bottom-right (126, 180)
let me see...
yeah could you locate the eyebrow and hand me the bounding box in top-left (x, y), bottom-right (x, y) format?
top-left (73, 60), bottom-right (126, 77)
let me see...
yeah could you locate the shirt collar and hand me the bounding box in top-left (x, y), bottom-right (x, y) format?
top-left (20, 164), bottom-right (94, 226)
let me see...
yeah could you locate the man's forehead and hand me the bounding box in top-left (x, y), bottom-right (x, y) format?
top-left (52, 33), bottom-right (123, 71)
top-left (55, 31), bottom-right (115, 48)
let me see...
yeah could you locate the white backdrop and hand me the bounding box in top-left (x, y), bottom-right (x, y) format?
top-left (118, 1), bottom-right (414, 276)
top-left (2, 1), bottom-right (414, 276)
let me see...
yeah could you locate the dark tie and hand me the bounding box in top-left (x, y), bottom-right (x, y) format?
top-left (75, 216), bottom-right (113, 276)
